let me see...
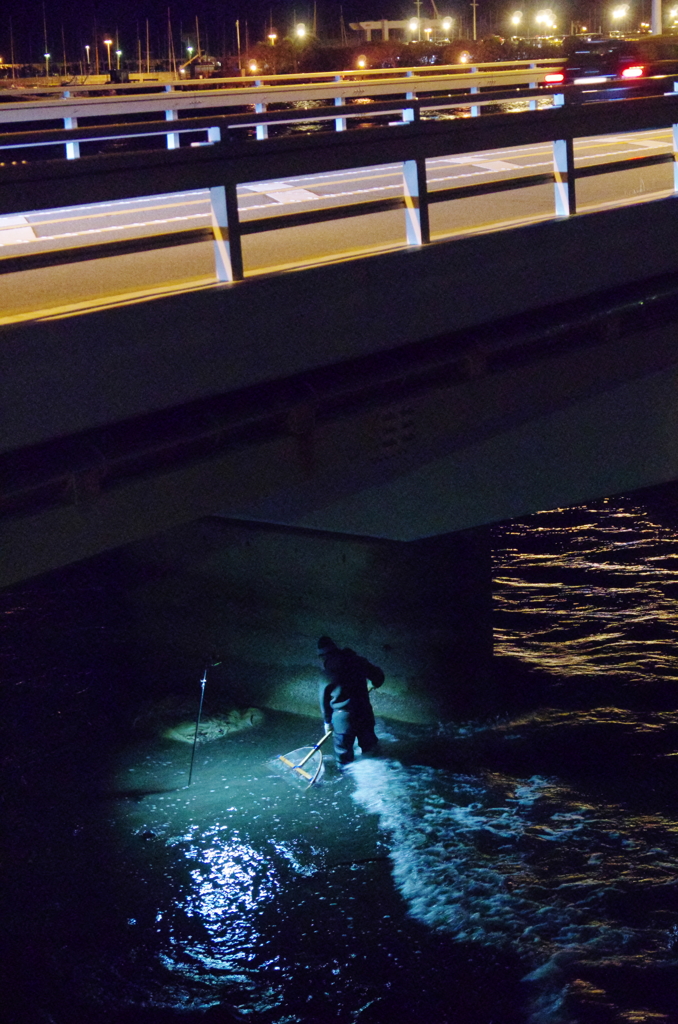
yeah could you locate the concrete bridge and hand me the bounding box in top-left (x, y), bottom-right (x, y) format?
top-left (3, 88), bottom-right (678, 592)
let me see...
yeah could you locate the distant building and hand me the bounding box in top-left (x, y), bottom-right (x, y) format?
top-left (349, 19), bottom-right (455, 42)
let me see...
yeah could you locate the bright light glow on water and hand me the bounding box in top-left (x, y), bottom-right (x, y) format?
top-left (5, 493), bottom-right (678, 1024)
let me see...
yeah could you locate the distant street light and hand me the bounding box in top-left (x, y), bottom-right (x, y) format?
top-left (104, 38), bottom-right (113, 70)
top-left (511, 10), bottom-right (523, 28)
top-left (44, 52), bottom-right (50, 78)
top-left (356, 54), bottom-right (367, 68)
top-left (248, 60), bottom-right (258, 73)
top-left (295, 23), bottom-right (307, 39)
top-left (187, 45), bottom-right (194, 58)
top-left (611, 3), bottom-right (630, 32)
top-left (268, 31), bottom-right (277, 45)
top-left (116, 49), bottom-right (122, 70)
top-left (84, 44), bottom-right (90, 66)
top-left (535, 9), bottom-right (557, 32)
top-left (442, 16), bottom-right (453, 34)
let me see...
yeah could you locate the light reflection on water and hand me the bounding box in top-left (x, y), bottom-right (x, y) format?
top-left (494, 499), bottom-right (678, 681)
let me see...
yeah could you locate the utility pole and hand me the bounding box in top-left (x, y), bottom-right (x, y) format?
top-left (471, 0), bottom-right (478, 40)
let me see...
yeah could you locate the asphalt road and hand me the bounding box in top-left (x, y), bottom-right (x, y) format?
top-left (0, 127), bottom-right (672, 322)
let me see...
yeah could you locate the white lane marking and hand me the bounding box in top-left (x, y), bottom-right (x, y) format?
top-left (0, 215), bottom-right (36, 243)
top-left (0, 214), bottom-right (205, 247)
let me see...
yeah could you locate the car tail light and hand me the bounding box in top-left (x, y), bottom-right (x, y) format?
top-left (544, 72), bottom-right (565, 83)
top-left (621, 65), bottom-right (645, 78)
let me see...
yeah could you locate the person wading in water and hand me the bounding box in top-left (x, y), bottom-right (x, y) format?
top-left (317, 636), bottom-right (384, 768)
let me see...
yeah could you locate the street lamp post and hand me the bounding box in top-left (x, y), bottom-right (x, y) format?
top-left (84, 44), bottom-right (90, 66)
top-left (116, 49), bottom-right (121, 70)
top-left (471, 0), bottom-right (478, 40)
top-left (104, 38), bottom-right (112, 70)
top-left (44, 52), bottom-right (50, 78)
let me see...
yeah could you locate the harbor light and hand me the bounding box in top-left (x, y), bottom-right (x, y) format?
top-left (535, 9), bottom-right (557, 31)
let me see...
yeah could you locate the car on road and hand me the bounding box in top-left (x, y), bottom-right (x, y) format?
top-left (544, 36), bottom-right (678, 93)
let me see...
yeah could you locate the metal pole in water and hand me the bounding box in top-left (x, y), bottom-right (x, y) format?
top-left (187, 664), bottom-right (208, 786)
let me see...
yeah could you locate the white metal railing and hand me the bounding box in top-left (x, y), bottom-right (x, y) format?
top-left (0, 60), bottom-right (562, 157)
top-left (1, 88), bottom-right (677, 294)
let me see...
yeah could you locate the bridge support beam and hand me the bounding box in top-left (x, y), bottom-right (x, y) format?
top-left (553, 137), bottom-right (576, 216)
top-left (403, 157), bottom-right (430, 246)
top-left (210, 183), bottom-right (243, 282)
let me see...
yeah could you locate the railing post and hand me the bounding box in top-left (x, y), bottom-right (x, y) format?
top-left (334, 75), bottom-right (347, 131)
top-left (64, 118), bottom-right (80, 159)
top-left (553, 137), bottom-right (576, 216)
top-left (165, 109), bottom-right (180, 149)
top-left (403, 69), bottom-right (416, 123)
top-left (165, 84), bottom-right (180, 149)
top-left (403, 157), bottom-right (430, 246)
top-left (210, 183), bottom-right (243, 282)
top-left (470, 66), bottom-right (480, 117)
top-left (528, 62), bottom-right (537, 111)
top-left (254, 81), bottom-right (268, 140)
top-left (61, 91), bottom-right (80, 159)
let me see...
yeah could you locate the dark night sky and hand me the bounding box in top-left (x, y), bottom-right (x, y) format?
top-left (0, 0), bottom-right (615, 64)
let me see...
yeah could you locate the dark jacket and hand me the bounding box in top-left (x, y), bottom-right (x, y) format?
top-left (319, 647), bottom-right (384, 726)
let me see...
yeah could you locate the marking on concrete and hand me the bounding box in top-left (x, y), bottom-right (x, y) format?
top-left (266, 188), bottom-right (319, 203)
top-left (447, 158), bottom-right (518, 171)
top-left (0, 215), bottom-right (37, 244)
top-left (244, 182), bottom-right (318, 202)
top-left (627, 139), bottom-right (668, 149)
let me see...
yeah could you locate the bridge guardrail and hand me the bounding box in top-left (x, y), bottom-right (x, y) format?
top-left (1, 88), bottom-right (678, 290)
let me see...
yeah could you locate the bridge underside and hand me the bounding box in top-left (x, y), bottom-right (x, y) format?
top-left (3, 198), bottom-right (678, 586)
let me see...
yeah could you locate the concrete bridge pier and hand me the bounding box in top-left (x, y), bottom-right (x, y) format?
top-left (122, 517), bottom-right (494, 727)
